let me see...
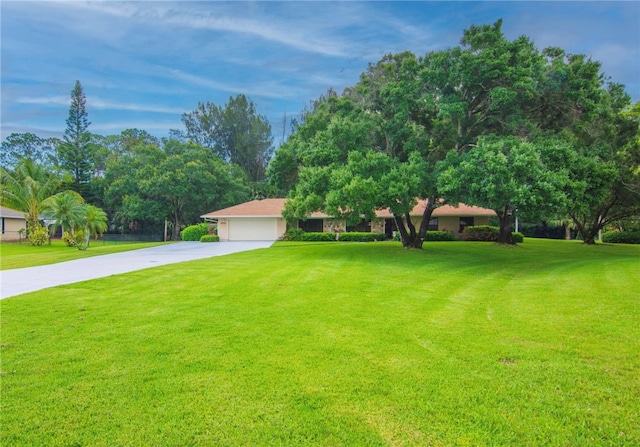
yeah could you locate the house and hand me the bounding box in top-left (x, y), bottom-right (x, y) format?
top-left (0, 206), bottom-right (27, 241)
top-left (201, 199), bottom-right (497, 242)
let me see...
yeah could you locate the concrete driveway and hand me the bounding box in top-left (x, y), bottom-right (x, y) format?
top-left (0, 241), bottom-right (274, 300)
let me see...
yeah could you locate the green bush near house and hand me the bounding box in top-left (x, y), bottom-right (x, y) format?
top-left (338, 232), bottom-right (386, 242)
top-left (181, 223), bottom-right (210, 241)
top-left (200, 234), bottom-right (220, 242)
top-left (425, 231), bottom-right (457, 241)
top-left (602, 230), bottom-right (640, 244)
top-left (301, 232), bottom-right (336, 242)
top-left (281, 228), bottom-right (305, 241)
top-left (462, 225), bottom-right (524, 243)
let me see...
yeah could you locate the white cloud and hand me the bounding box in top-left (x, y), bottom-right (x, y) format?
top-left (16, 96), bottom-right (184, 114)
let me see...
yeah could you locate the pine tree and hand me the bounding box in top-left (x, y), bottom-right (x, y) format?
top-left (57, 80), bottom-right (93, 198)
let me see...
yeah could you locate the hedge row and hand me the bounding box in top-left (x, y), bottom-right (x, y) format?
top-left (602, 230), bottom-right (640, 244)
top-left (200, 234), bottom-right (220, 242)
top-left (461, 225), bottom-right (524, 243)
top-left (338, 232), bottom-right (386, 242)
top-left (283, 230), bottom-right (387, 242)
top-left (425, 231), bottom-right (457, 241)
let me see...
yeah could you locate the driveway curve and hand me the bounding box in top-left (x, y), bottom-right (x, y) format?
top-left (0, 241), bottom-right (273, 300)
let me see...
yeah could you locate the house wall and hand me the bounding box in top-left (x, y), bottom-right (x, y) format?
top-left (1, 217), bottom-right (26, 241)
top-left (276, 218), bottom-right (287, 239)
top-left (217, 218), bottom-right (229, 241)
top-left (475, 216), bottom-right (491, 227)
top-left (438, 216), bottom-right (460, 233)
top-left (371, 218), bottom-right (385, 233)
top-left (323, 219), bottom-right (346, 233)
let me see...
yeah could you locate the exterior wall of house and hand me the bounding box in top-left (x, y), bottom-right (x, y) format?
top-left (438, 216), bottom-right (460, 233)
top-left (323, 218), bottom-right (346, 233)
top-left (371, 218), bottom-right (385, 233)
top-left (0, 217), bottom-right (26, 241)
top-left (276, 218), bottom-right (287, 239)
top-left (474, 216), bottom-right (491, 227)
top-left (217, 218), bottom-right (230, 241)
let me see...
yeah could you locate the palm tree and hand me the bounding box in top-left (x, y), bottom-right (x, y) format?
top-left (42, 190), bottom-right (85, 238)
top-left (1, 159), bottom-right (60, 243)
top-left (76, 204), bottom-right (108, 250)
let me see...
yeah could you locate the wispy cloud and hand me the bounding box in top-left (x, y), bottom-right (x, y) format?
top-left (70, 1), bottom-right (352, 58)
top-left (17, 96), bottom-right (186, 114)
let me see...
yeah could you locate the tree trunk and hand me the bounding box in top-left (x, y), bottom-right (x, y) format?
top-left (394, 198), bottom-right (436, 249)
top-left (412, 197), bottom-right (436, 249)
top-left (172, 214), bottom-right (182, 241)
top-left (570, 214), bottom-right (601, 245)
top-left (496, 205), bottom-right (515, 245)
top-left (394, 213), bottom-right (419, 248)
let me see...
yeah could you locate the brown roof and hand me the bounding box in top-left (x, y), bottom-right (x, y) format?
top-left (201, 199), bottom-right (288, 218)
top-left (0, 206), bottom-right (26, 219)
top-left (202, 199), bottom-right (495, 219)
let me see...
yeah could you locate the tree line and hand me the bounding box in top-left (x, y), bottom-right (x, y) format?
top-left (1, 82), bottom-right (273, 243)
top-left (2, 20), bottom-right (639, 247)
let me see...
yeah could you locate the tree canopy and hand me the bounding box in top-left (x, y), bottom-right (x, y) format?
top-left (270, 19), bottom-right (639, 246)
top-left (182, 94), bottom-right (274, 184)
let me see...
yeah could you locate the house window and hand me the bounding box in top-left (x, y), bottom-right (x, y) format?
top-left (459, 217), bottom-right (474, 233)
top-left (428, 217), bottom-right (438, 231)
top-left (1, 218), bottom-right (4, 234)
top-left (299, 219), bottom-right (323, 232)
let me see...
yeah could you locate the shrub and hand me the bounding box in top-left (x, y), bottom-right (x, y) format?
top-left (338, 232), bottom-right (386, 242)
top-left (300, 232), bottom-right (336, 242)
top-left (602, 230), bottom-right (640, 244)
top-left (461, 225), bottom-right (498, 241)
top-left (200, 234), bottom-right (220, 243)
top-left (28, 224), bottom-right (49, 246)
top-left (462, 225), bottom-right (524, 243)
top-left (181, 223), bottom-right (210, 241)
top-left (62, 231), bottom-right (76, 247)
top-left (425, 231), bottom-right (457, 241)
top-left (282, 228), bottom-right (305, 241)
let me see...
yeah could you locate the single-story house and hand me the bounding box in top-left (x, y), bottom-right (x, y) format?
top-left (0, 206), bottom-right (27, 241)
top-left (201, 199), bottom-right (497, 242)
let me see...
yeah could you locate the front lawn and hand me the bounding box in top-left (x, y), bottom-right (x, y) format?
top-left (1, 239), bottom-right (638, 446)
top-left (0, 240), bottom-right (167, 270)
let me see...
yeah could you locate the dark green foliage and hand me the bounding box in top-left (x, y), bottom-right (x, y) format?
top-left (27, 224), bottom-right (49, 246)
top-left (462, 226), bottom-right (524, 243)
top-left (519, 222), bottom-right (568, 239)
top-left (181, 223), bottom-right (210, 241)
top-left (301, 232), bottom-right (336, 242)
top-left (281, 228), bottom-right (305, 241)
top-left (461, 226), bottom-right (498, 241)
top-left (425, 231), bottom-right (457, 241)
top-left (338, 232), bottom-right (386, 242)
top-left (57, 80), bottom-right (94, 198)
top-left (182, 94), bottom-right (274, 182)
top-left (602, 231), bottom-right (640, 244)
top-left (200, 234), bottom-right (220, 243)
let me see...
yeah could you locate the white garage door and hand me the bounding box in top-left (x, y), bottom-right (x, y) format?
top-left (228, 218), bottom-right (278, 241)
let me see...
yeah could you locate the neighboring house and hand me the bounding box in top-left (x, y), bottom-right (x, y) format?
top-left (201, 198), bottom-right (497, 242)
top-left (0, 206), bottom-right (27, 241)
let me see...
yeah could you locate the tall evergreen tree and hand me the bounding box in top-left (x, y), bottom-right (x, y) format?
top-left (57, 80), bottom-right (94, 198)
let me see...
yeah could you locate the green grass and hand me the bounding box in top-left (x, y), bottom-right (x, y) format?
top-left (0, 240), bottom-right (167, 270)
top-left (1, 239), bottom-right (639, 446)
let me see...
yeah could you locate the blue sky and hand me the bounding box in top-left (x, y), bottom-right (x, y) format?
top-left (2, 1), bottom-right (639, 146)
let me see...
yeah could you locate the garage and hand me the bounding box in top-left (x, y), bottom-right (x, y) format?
top-left (227, 218), bottom-right (279, 241)
top-left (201, 199), bottom-right (289, 241)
